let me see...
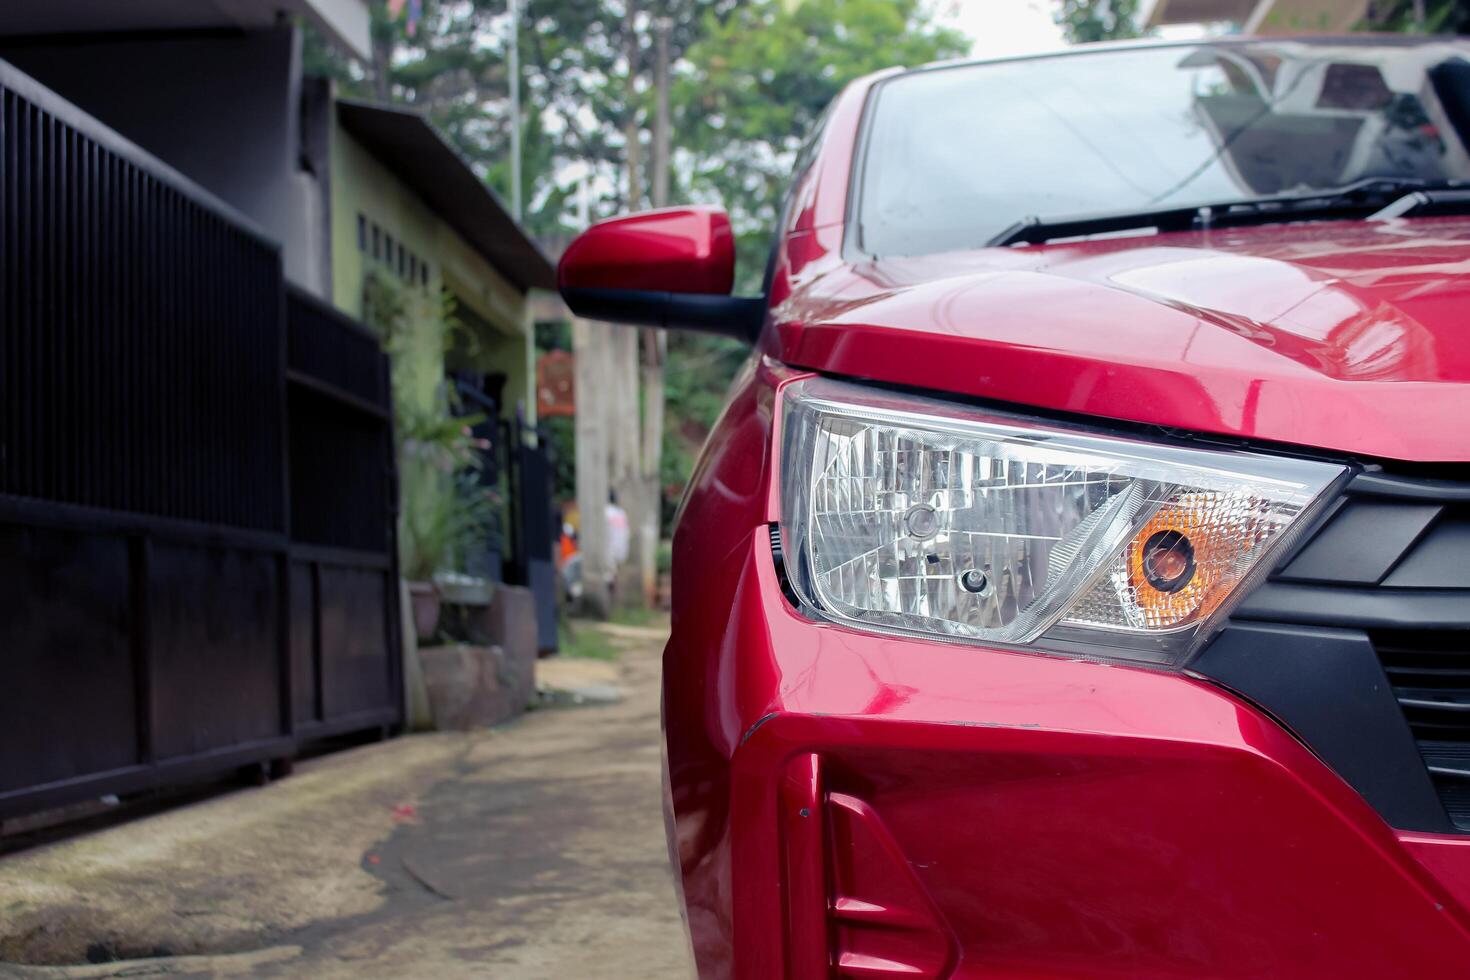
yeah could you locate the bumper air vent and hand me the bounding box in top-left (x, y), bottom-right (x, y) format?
top-left (1373, 630), bottom-right (1470, 830)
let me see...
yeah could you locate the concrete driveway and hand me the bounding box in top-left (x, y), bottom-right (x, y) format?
top-left (0, 621), bottom-right (692, 979)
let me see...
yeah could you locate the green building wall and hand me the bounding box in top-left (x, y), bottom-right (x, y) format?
top-left (329, 112), bottom-right (535, 425)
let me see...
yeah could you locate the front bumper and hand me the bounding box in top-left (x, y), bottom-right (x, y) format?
top-left (663, 528), bottom-right (1470, 979)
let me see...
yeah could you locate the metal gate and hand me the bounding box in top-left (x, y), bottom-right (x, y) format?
top-left (452, 372), bottom-right (559, 653)
top-left (508, 422), bottom-right (558, 652)
top-left (0, 60), bottom-right (401, 819)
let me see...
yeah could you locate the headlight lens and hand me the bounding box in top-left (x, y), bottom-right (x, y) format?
top-left (779, 378), bottom-right (1345, 666)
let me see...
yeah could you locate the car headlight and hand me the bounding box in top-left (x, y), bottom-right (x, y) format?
top-left (778, 378), bottom-right (1346, 667)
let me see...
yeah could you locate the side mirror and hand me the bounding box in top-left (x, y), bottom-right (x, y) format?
top-left (557, 206), bottom-right (764, 340)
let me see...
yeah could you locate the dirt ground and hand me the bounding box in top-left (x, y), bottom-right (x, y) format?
top-left (0, 620), bottom-right (692, 980)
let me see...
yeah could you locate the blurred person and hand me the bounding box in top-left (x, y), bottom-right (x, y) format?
top-left (605, 491), bottom-right (630, 601)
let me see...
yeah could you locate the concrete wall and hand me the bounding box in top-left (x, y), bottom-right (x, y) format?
top-left (0, 27), bottom-right (326, 294)
top-left (330, 116), bottom-right (533, 421)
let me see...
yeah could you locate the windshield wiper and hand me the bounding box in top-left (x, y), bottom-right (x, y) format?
top-left (1369, 187), bottom-right (1470, 220)
top-left (987, 177), bottom-right (1470, 248)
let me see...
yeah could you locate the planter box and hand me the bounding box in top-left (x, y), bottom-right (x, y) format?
top-left (434, 573), bottom-right (493, 607)
top-left (417, 645), bottom-right (518, 730)
top-left (416, 584), bottom-right (538, 730)
top-left (407, 581), bottom-right (441, 641)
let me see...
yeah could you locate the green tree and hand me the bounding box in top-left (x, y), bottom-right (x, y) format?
top-left (307, 0), bottom-right (973, 543)
top-left (1054, 0), bottom-right (1142, 44)
top-left (304, 1), bottom-right (755, 236)
top-left (658, 330), bottom-right (749, 523)
top-left (681, 0), bottom-right (968, 289)
top-left (303, 3), bottom-right (545, 220)
top-left (1361, 0), bottom-right (1470, 32)
top-left (304, 1), bottom-right (611, 237)
top-left (648, 0), bottom-right (967, 532)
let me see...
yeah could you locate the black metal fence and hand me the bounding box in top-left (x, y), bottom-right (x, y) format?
top-left (285, 288), bottom-right (401, 733)
top-left (0, 60), bottom-right (401, 818)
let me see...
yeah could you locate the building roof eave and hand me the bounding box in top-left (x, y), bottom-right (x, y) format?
top-left (336, 98), bottom-right (557, 293)
top-left (0, 1), bottom-right (372, 60)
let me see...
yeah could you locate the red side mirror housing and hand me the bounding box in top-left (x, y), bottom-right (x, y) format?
top-left (557, 206), bottom-right (763, 340)
top-left (559, 206), bottom-right (736, 294)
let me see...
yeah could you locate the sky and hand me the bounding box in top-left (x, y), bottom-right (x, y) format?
top-left (934, 0), bottom-right (1215, 60)
top-left (933, 0), bottom-right (1069, 61)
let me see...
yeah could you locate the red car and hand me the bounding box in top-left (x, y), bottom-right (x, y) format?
top-left (560, 37), bottom-right (1470, 979)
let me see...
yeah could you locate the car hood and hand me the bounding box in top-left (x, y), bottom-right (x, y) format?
top-left (775, 218), bottom-right (1470, 462)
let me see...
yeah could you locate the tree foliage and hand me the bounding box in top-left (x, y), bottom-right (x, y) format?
top-left (307, 0), bottom-right (966, 256)
top-left (307, 1), bottom-right (571, 235)
top-left (306, 0), bottom-right (974, 531)
top-left (1362, 0), bottom-right (1470, 33)
top-left (680, 0), bottom-right (967, 288)
top-left (648, 0), bottom-right (967, 507)
top-left (308, 0), bottom-right (752, 237)
top-left (1053, 0), bottom-right (1142, 44)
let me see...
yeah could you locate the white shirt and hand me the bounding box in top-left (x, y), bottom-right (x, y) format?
top-left (605, 503), bottom-right (630, 565)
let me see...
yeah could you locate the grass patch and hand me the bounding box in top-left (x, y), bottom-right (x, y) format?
top-left (558, 621), bottom-right (619, 660)
top-left (609, 606), bottom-right (663, 628)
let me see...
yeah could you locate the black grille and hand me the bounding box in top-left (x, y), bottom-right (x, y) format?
top-left (1373, 630), bottom-right (1470, 829)
top-left (1219, 469), bottom-right (1470, 835)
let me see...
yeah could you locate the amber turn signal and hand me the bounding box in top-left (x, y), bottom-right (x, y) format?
top-left (1126, 495), bottom-right (1233, 630)
top-left (1141, 529), bottom-right (1195, 593)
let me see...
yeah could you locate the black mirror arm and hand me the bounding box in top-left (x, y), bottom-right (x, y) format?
top-left (560, 287), bottom-right (765, 342)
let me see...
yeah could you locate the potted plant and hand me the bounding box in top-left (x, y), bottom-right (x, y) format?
top-left (397, 415), bottom-right (493, 639)
top-left (399, 435), bottom-right (454, 640)
top-left (367, 271), bottom-right (487, 641)
top-left (434, 469), bottom-right (499, 607)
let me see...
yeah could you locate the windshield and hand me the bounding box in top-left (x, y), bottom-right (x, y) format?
top-left (857, 39), bottom-right (1470, 257)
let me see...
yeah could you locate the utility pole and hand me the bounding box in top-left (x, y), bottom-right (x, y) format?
top-left (621, 1), bottom-right (642, 210)
top-left (651, 16), bottom-right (672, 208)
top-left (573, 318), bottom-right (611, 617)
top-left (609, 325), bottom-right (642, 607)
top-left (634, 14), bottom-right (673, 608)
top-left (508, 0), bottom-right (522, 221)
top-left (599, 0), bottom-right (648, 608)
top-left (371, 21), bottom-right (393, 102)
